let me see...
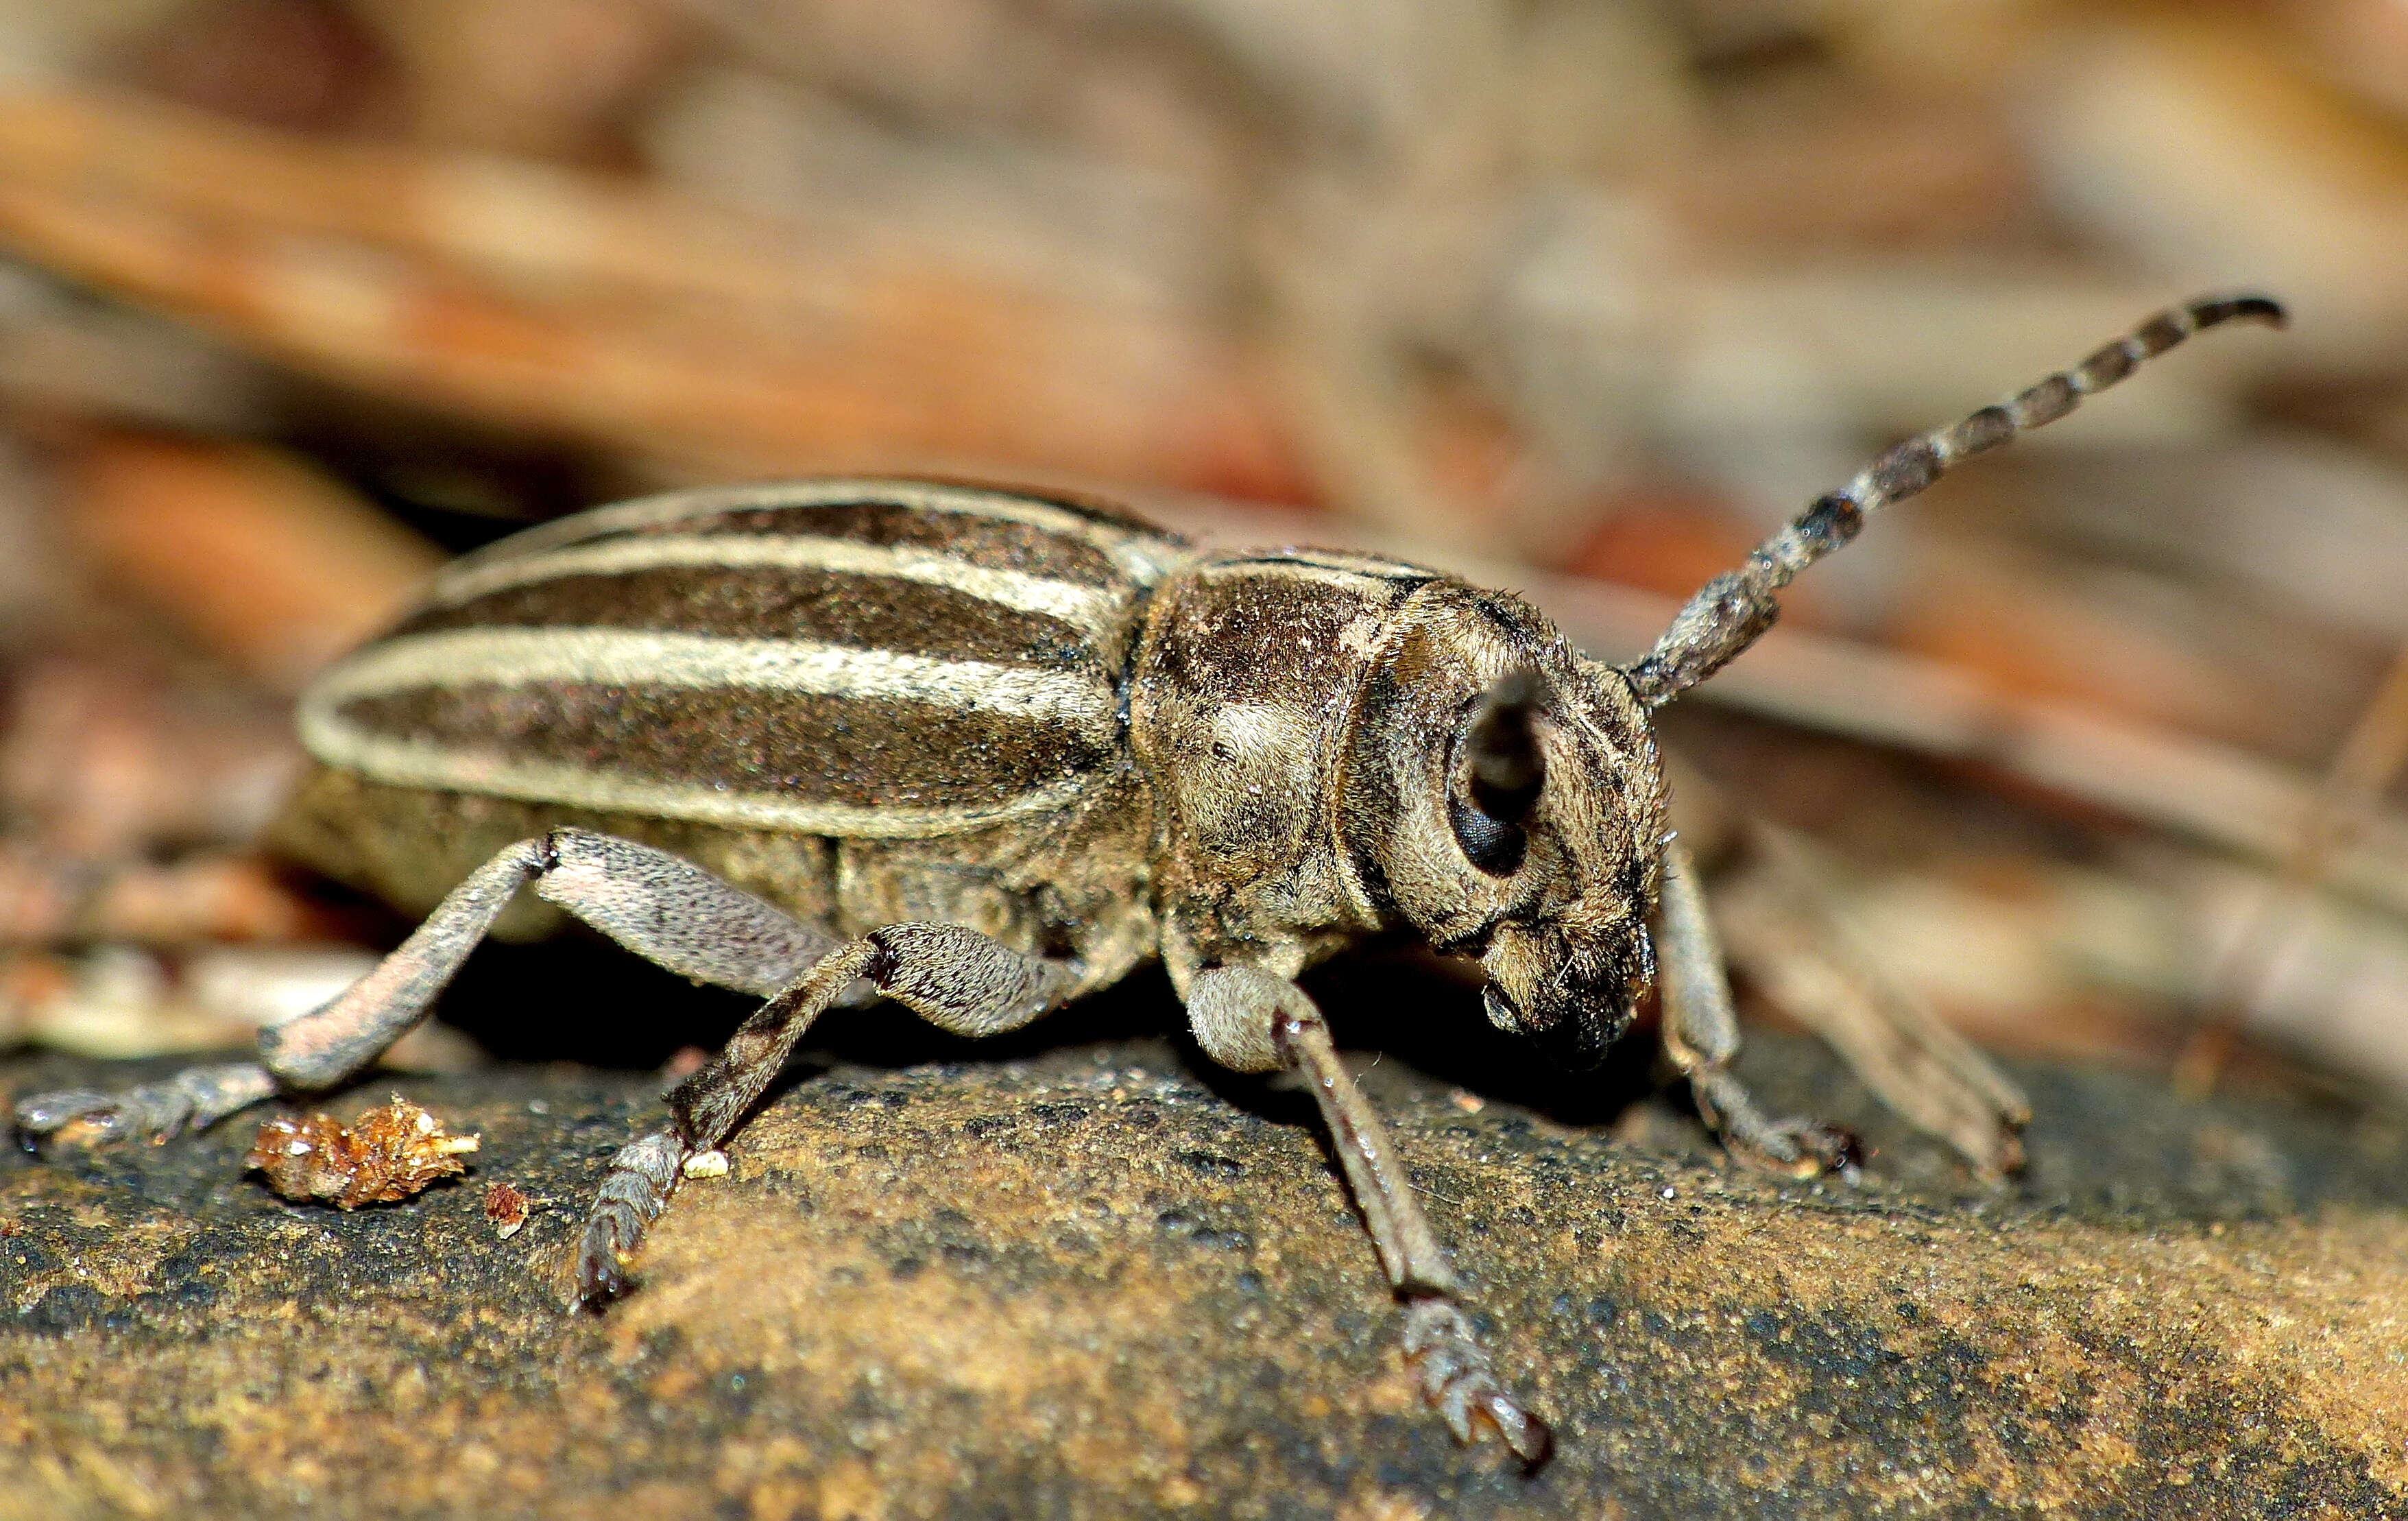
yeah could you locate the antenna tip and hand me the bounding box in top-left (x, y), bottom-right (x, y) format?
top-left (2194, 292), bottom-right (2287, 330)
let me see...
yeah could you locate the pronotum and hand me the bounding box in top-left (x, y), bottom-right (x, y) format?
top-left (15, 294), bottom-right (2285, 1463)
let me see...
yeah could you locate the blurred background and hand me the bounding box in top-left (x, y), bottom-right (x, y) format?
top-left (0, 0), bottom-right (2405, 1134)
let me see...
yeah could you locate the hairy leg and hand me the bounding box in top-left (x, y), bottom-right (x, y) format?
top-left (14, 828), bottom-right (845, 1145)
top-left (576, 922), bottom-right (1077, 1305)
top-left (1653, 837), bottom-right (1859, 1177)
top-left (14, 1063), bottom-right (278, 1148)
top-left (1716, 821), bottom-right (2028, 1177)
top-left (1187, 963), bottom-right (1552, 1464)
top-left (1660, 756), bottom-right (2022, 1176)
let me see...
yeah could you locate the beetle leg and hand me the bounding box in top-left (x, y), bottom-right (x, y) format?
top-left (1713, 823), bottom-right (2029, 1178)
top-left (577, 923), bottom-right (1077, 1306)
top-left (1654, 837), bottom-right (1859, 1178)
top-left (264, 828), bottom-right (853, 1090)
top-left (13, 1062), bottom-right (277, 1149)
top-left (14, 828), bottom-right (847, 1147)
top-left (1188, 964), bottom-right (1552, 1465)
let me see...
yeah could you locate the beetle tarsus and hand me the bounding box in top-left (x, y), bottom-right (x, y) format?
top-left (12, 1062), bottom-right (275, 1149)
top-left (14, 1088), bottom-right (128, 1145)
top-left (573, 1129), bottom-right (686, 1309)
top-left (1689, 1067), bottom-right (1866, 1182)
top-left (1736, 1116), bottom-right (1866, 1183)
top-left (1403, 1295), bottom-right (1554, 1466)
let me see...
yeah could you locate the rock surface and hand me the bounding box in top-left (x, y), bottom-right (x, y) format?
top-left (5, 976), bottom-right (2408, 1520)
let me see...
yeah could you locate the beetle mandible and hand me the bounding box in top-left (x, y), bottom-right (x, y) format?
top-left (14, 294), bottom-right (2285, 1462)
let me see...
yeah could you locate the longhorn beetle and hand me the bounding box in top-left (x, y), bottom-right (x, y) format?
top-left (14, 294), bottom-right (2284, 1463)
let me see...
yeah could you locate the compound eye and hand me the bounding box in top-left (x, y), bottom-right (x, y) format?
top-left (1450, 669), bottom-right (1544, 876)
top-left (1449, 791), bottom-right (1527, 875)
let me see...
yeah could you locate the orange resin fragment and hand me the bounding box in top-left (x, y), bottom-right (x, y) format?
top-left (483, 1179), bottom-right (530, 1238)
top-left (246, 1097), bottom-right (477, 1208)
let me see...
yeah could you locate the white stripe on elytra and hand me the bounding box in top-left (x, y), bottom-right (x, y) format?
top-left (1193, 556), bottom-right (1423, 597)
top-left (302, 627), bottom-right (1120, 734)
top-left (445, 479), bottom-right (1190, 585)
top-left (429, 534), bottom-right (1124, 634)
top-left (290, 728), bottom-right (1091, 838)
top-left (1220, 548), bottom-right (1436, 581)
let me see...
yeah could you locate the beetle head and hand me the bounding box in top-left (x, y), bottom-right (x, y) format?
top-left (1340, 583), bottom-right (1667, 1066)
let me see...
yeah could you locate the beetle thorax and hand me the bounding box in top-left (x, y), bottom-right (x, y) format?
top-left (1130, 551), bottom-right (1669, 1060)
top-left (1130, 549), bottom-right (1432, 990)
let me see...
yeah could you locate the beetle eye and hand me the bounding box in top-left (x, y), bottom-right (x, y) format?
top-left (1449, 669), bottom-right (1543, 876)
top-left (1449, 791), bottom-right (1527, 875)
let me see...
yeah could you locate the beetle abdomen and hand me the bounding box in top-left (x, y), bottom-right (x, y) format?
top-left (298, 480), bottom-right (1190, 839)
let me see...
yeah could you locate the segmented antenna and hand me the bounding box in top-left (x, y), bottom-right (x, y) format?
top-left (1620, 292), bottom-right (2287, 707)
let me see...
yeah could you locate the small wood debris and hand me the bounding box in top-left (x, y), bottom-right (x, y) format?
top-left (245, 1097), bottom-right (477, 1208)
top-left (483, 1179), bottom-right (530, 1238)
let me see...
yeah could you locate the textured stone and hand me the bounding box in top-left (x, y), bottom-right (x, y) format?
top-left (3, 977), bottom-right (2407, 1519)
